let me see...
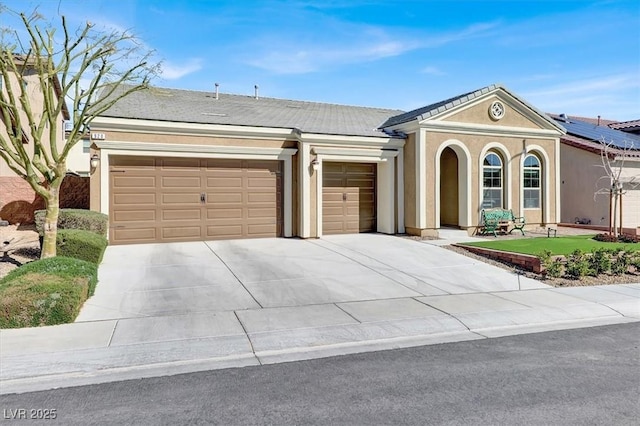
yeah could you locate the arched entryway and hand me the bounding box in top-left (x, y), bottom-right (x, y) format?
top-left (439, 147), bottom-right (459, 226)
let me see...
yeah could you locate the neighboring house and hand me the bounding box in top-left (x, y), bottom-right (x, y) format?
top-left (65, 126), bottom-right (92, 176)
top-left (89, 83), bottom-right (566, 245)
top-left (0, 57), bottom-right (88, 223)
top-left (610, 119), bottom-right (640, 136)
top-left (551, 114), bottom-right (640, 233)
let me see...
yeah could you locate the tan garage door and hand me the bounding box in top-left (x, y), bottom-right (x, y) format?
top-left (110, 157), bottom-right (282, 244)
top-left (322, 162), bottom-right (376, 235)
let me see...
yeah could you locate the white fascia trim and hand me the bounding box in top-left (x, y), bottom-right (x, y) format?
top-left (98, 145), bottom-right (296, 237)
top-left (94, 140), bottom-right (297, 159)
top-left (299, 132), bottom-right (405, 148)
top-left (420, 120), bottom-right (562, 139)
top-left (92, 117), bottom-right (297, 140)
top-left (312, 147), bottom-right (398, 159)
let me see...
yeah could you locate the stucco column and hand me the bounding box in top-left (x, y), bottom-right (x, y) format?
top-left (299, 142), bottom-right (312, 238)
top-left (376, 158), bottom-right (395, 234)
top-left (416, 128), bottom-right (427, 229)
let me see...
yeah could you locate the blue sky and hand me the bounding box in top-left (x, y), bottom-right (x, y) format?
top-left (3, 0), bottom-right (640, 120)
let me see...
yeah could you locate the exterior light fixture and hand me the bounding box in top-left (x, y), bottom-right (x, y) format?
top-left (90, 154), bottom-right (100, 169)
top-left (311, 158), bottom-right (320, 171)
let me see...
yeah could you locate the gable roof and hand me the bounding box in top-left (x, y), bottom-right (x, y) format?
top-left (98, 84), bottom-right (405, 138)
top-left (379, 83), bottom-right (564, 132)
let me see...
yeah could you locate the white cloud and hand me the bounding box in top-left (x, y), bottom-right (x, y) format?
top-left (521, 73), bottom-right (640, 120)
top-left (420, 66), bottom-right (445, 76)
top-left (243, 21), bottom-right (497, 75)
top-left (160, 59), bottom-right (203, 80)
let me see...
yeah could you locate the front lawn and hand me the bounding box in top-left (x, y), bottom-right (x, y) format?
top-left (461, 234), bottom-right (639, 256)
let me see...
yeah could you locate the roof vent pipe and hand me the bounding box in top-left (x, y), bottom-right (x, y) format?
top-left (214, 83), bottom-right (219, 100)
top-left (254, 84), bottom-right (259, 100)
top-left (559, 113), bottom-right (568, 122)
top-left (597, 115), bottom-right (601, 126)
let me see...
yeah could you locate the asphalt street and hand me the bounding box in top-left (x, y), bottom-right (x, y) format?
top-left (1, 323), bottom-right (638, 425)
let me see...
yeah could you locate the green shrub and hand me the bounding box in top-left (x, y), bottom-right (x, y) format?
top-left (611, 250), bottom-right (632, 276)
top-left (0, 273), bottom-right (88, 328)
top-left (589, 248), bottom-right (611, 276)
top-left (538, 249), bottom-right (564, 279)
top-left (35, 209), bottom-right (108, 237)
top-left (565, 249), bottom-right (592, 279)
top-left (546, 258), bottom-right (564, 278)
top-left (0, 257), bottom-right (98, 328)
top-left (0, 256), bottom-right (98, 296)
top-left (56, 229), bottom-right (108, 264)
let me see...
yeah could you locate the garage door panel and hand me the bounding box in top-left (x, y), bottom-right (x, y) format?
top-left (113, 193), bottom-right (156, 205)
top-left (161, 176), bottom-right (201, 188)
top-left (160, 158), bottom-right (201, 169)
top-left (248, 178), bottom-right (277, 188)
top-left (113, 210), bottom-right (156, 222)
top-left (248, 224), bottom-right (277, 236)
top-left (205, 158), bottom-right (244, 169)
top-left (162, 226), bottom-right (201, 239)
top-left (162, 209), bottom-right (202, 221)
top-left (111, 156), bottom-right (155, 168)
top-left (113, 176), bottom-right (156, 188)
top-left (207, 208), bottom-right (243, 219)
top-left (207, 177), bottom-right (243, 188)
top-left (162, 193), bottom-right (201, 204)
top-left (207, 193), bottom-right (243, 203)
top-left (113, 227), bottom-right (157, 243)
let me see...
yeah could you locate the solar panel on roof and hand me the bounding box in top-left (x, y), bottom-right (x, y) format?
top-left (554, 118), bottom-right (640, 150)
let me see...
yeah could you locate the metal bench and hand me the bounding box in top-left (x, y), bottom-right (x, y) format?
top-left (480, 208), bottom-right (525, 237)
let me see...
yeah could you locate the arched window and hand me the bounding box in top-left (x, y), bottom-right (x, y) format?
top-left (482, 152), bottom-right (503, 208)
top-left (523, 154), bottom-right (541, 208)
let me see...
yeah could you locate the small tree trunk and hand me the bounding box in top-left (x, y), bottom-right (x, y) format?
top-left (41, 186), bottom-right (61, 259)
top-left (611, 192), bottom-right (619, 238)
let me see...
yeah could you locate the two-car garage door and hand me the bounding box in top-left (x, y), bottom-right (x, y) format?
top-left (110, 157), bottom-right (282, 244)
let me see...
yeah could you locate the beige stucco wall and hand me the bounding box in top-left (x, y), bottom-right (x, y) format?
top-left (560, 144), bottom-right (609, 226)
top-left (412, 129), bottom-right (558, 232)
top-left (443, 97), bottom-right (540, 130)
top-left (561, 144), bottom-right (640, 229)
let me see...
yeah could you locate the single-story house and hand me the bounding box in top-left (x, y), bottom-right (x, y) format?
top-left (551, 114), bottom-right (640, 233)
top-left (88, 83), bottom-right (566, 244)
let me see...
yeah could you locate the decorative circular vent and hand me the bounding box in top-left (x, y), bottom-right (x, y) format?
top-left (489, 101), bottom-right (505, 120)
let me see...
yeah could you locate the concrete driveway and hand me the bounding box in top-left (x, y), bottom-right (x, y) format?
top-left (77, 233), bottom-right (546, 321)
top-left (4, 233), bottom-right (638, 394)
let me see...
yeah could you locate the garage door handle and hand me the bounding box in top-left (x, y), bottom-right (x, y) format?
top-left (343, 193), bottom-right (347, 201)
top-left (200, 193), bottom-right (206, 203)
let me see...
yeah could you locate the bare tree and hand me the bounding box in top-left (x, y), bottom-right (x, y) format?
top-left (0, 7), bottom-right (159, 257)
top-left (594, 138), bottom-right (639, 238)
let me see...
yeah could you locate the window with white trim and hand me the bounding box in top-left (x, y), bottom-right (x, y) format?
top-left (82, 139), bottom-right (91, 154)
top-left (482, 152), bottom-right (503, 208)
top-left (523, 154), bottom-right (541, 208)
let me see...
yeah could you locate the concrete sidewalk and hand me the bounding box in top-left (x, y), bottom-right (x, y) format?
top-left (2, 234), bottom-right (639, 394)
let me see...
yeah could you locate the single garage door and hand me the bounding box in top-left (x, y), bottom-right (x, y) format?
top-left (322, 162), bottom-right (376, 235)
top-left (110, 157), bottom-right (282, 244)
